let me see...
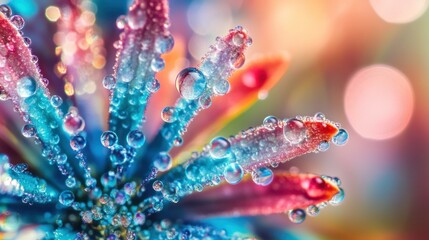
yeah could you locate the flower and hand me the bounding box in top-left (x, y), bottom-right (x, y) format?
top-left (0, 1), bottom-right (348, 239)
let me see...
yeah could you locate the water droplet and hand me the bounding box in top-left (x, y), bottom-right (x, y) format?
top-left (65, 176), bottom-right (76, 188)
top-left (0, 87), bottom-right (8, 101)
top-left (103, 75), bottom-right (116, 90)
top-left (59, 190), bottom-right (75, 206)
top-left (155, 34), bottom-right (174, 54)
top-left (128, 9), bottom-right (146, 30)
top-left (332, 129), bottom-right (349, 146)
top-left (70, 135), bottom-right (86, 151)
top-left (232, 32), bottom-right (246, 46)
top-left (10, 15), bottom-right (25, 30)
top-left (263, 116), bottom-right (278, 130)
top-left (101, 131), bottom-right (118, 148)
top-left (17, 76), bottom-right (37, 98)
top-left (230, 51), bottom-right (245, 69)
top-left (314, 112), bottom-right (326, 121)
top-left (252, 167), bottom-right (273, 186)
top-left (101, 171), bottom-right (117, 188)
top-left (283, 118), bottom-right (307, 144)
top-left (209, 137), bottom-right (231, 159)
top-left (223, 162), bottom-right (243, 184)
top-left (126, 130), bottom-right (145, 148)
top-left (50, 95), bottom-right (63, 107)
top-left (116, 15), bottom-right (127, 29)
top-left (63, 112), bottom-right (85, 135)
top-left (329, 188), bottom-right (345, 206)
top-left (318, 140), bottom-right (330, 152)
top-left (154, 152), bottom-right (172, 172)
top-left (110, 145), bottom-right (127, 165)
top-left (161, 107), bottom-right (176, 123)
top-left (151, 57), bottom-right (165, 72)
top-left (145, 79), bottom-right (160, 93)
top-left (0, 5), bottom-right (12, 18)
top-left (306, 205), bottom-right (320, 217)
top-left (152, 180), bottom-right (163, 192)
top-left (288, 209), bottom-right (306, 224)
top-left (21, 124), bottom-right (36, 138)
top-left (175, 67), bottom-right (207, 100)
top-left (23, 37), bottom-right (31, 46)
top-left (213, 80), bottom-right (230, 95)
top-left (198, 95), bottom-right (212, 109)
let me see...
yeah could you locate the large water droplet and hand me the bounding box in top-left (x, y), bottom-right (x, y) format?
top-left (10, 15), bottom-right (25, 30)
top-left (288, 209), bottom-right (306, 224)
top-left (230, 52), bottom-right (245, 69)
top-left (318, 140), bottom-right (330, 152)
top-left (63, 112), bottom-right (85, 135)
top-left (161, 107), bottom-right (176, 123)
top-left (209, 137), bottom-right (231, 159)
top-left (263, 116), bottom-right (278, 130)
top-left (154, 152), bottom-right (172, 172)
top-left (21, 124), bottom-right (36, 138)
top-left (223, 162), bottom-right (243, 184)
top-left (332, 129), bottom-right (349, 146)
top-left (65, 176), bottom-right (76, 188)
top-left (306, 205), bottom-right (320, 217)
top-left (128, 9), bottom-right (146, 30)
top-left (126, 130), bottom-right (145, 148)
top-left (213, 80), bottom-right (230, 95)
top-left (175, 67), bottom-right (207, 100)
top-left (59, 190), bottom-right (75, 206)
top-left (252, 167), bottom-right (273, 186)
top-left (151, 57), bottom-right (165, 72)
top-left (101, 131), bottom-right (118, 148)
top-left (17, 76), bottom-right (37, 98)
top-left (0, 5), bottom-right (12, 18)
top-left (50, 95), bottom-right (63, 107)
top-left (116, 15), bottom-right (127, 29)
top-left (70, 135), bottom-right (86, 151)
top-left (283, 118), bottom-right (307, 144)
top-left (110, 145), bottom-right (127, 165)
top-left (155, 35), bottom-right (174, 54)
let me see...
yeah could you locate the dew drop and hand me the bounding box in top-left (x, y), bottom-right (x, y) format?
top-left (306, 205), bottom-right (320, 217)
top-left (17, 76), bottom-right (37, 98)
top-left (232, 32), bottom-right (246, 46)
top-left (145, 79), bottom-right (160, 93)
top-left (329, 188), bottom-right (345, 206)
top-left (288, 209), bottom-right (306, 224)
top-left (0, 5), bottom-right (12, 18)
top-left (263, 116), bottom-right (278, 130)
top-left (103, 75), bottom-right (116, 90)
top-left (126, 129), bottom-right (145, 148)
top-left (63, 112), bottom-right (85, 135)
top-left (230, 52), bottom-right (245, 69)
top-left (116, 15), bottom-right (127, 29)
top-left (223, 162), bottom-right (243, 184)
top-left (151, 57), bottom-right (165, 72)
top-left (65, 176), bottom-right (76, 188)
top-left (314, 112), bottom-right (326, 121)
top-left (332, 129), bottom-right (349, 146)
top-left (21, 124), bottom-right (36, 138)
top-left (101, 171), bottom-right (117, 188)
top-left (100, 131), bottom-right (118, 148)
top-left (175, 67), bottom-right (207, 100)
top-left (209, 137), bottom-right (231, 159)
top-left (128, 9), bottom-right (146, 30)
top-left (161, 107), bottom-right (176, 123)
top-left (70, 135), bottom-right (86, 151)
top-left (318, 140), bottom-right (330, 152)
top-left (155, 34), bottom-right (174, 54)
top-left (10, 15), bottom-right (25, 30)
top-left (154, 152), bottom-right (172, 172)
top-left (213, 80), bottom-right (230, 95)
top-left (59, 190), bottom-right (75, 206)
top-left (198, 95), bottom-right (212, 109)
top-left (252, 167), bottom-right (273, 186)
top-left (50, 95), bottom-right (63, 107)
top-left (110, 145), bottom-right (127, 165)
top-left (0, 87), bottom-right (7, 101)
top-left (283, 118), bottom-right (307, 144)
top-left (152, 180), bottom-right (163, 192)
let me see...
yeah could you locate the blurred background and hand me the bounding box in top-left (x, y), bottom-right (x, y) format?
top-left (1, 0), bottom-right (429, 239)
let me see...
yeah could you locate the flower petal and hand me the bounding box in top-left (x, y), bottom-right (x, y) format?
top-left (181, 172), bottom-right (339, 217)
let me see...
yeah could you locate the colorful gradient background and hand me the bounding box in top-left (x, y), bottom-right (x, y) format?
top-left (1, 0), bottom-right (429, 239)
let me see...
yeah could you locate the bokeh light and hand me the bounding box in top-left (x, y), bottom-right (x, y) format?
top-left (370, 0), bottom-right (429, 24)
top-left (344, 65), bottom-right (414, 140)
